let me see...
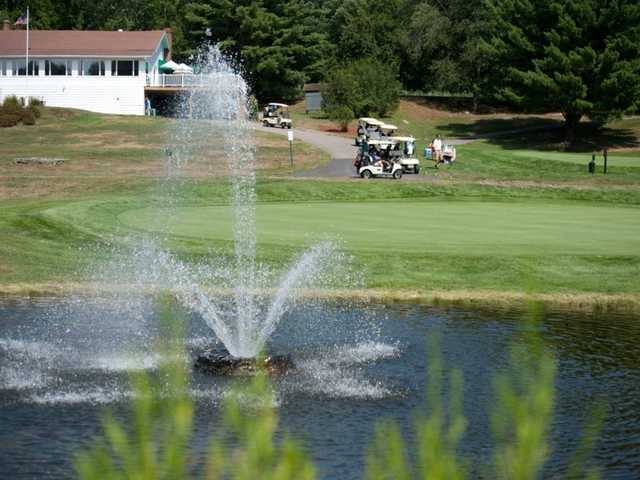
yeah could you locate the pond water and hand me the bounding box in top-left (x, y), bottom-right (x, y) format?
top-left (0, 297), bottom-right (639, 479)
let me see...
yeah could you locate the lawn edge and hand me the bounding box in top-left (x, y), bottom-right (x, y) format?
top-left (1, 283), bottom-right (638, 312)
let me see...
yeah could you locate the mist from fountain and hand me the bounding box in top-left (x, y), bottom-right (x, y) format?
top-left (133, 45), bottom-right (351, 358)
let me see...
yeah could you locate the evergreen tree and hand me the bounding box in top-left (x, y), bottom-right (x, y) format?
top-left (483, 0), bottom-right (640, 137)
top-left (184, 0), bottom-right (332, 101)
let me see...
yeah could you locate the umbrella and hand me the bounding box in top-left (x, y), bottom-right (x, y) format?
top-left (173, 63), bottom-right (193, 74)
top-left (159, 60), bottom-right (180, 73)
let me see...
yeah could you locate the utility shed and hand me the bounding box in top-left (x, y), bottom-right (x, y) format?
top-left (303, 83), bottom-right (322, 113)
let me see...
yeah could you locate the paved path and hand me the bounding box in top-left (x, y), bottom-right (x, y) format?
top-left (256, 125), bottom-right (358, 177)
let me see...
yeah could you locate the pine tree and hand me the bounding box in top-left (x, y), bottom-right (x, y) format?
top-left (483, 0), bottom-right (640, 138)
top-left (184, 0), bottom-right (333, 101)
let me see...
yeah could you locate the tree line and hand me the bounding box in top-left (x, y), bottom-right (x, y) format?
top-left (2, 0), bottom-right (639, 133)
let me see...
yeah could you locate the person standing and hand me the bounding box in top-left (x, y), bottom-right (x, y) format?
top-left (432, 134), bottom-right (443, 167)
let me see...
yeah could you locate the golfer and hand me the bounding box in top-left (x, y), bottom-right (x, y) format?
top-left (432, 134), bottom-right (443, 167)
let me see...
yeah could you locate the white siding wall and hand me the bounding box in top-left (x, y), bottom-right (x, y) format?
top-left (0, 59), bottom-right (146, 116)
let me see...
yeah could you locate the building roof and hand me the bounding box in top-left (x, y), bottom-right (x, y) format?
top-left (0, 30), bottom-right (167, 58)
top-left (303, 83), bottom-right (321, 93)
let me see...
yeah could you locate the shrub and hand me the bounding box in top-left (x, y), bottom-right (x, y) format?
top-left (0, 113), bottom-right (20, 128)
top-left (29, 97), bottom-right (44, 107)
top-left (20, 109), bottom-right (37, 126)
top-left (27, 104), bottom-right (41, 119)
top-left (322, 58), bottom-right (401, 119)
top-left (2, 95), bottom-right (23, 116)
top-left (326, 105), bottom-right (354, 132)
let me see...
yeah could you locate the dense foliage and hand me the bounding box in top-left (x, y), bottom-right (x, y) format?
top-left (482, 0), bottom-right (640, 137)
top-left (2, 0), bottom-right (639, 128)
top-left (0, 96), bottom-right (41, 127)
top-left (321, 58), bottom-right (401, 125)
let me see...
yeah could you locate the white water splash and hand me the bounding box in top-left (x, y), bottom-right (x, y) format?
top-left (94, 45), bottom-right (353, 359)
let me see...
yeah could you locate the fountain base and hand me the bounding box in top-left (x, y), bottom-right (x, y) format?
top-left (194, 351), bottom-right (293, 376)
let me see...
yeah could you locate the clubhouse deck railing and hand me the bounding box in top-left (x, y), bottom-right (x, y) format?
top-left (146, 74), bottom-right (207, 88)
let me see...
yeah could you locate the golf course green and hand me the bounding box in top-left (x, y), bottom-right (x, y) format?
top-left (111, 200), bottom-right (640, 256)
top-left (2, 108), bottom-right (639, 306)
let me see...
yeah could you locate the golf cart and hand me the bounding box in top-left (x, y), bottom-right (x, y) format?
top-left (262, 103), bottom-right (292, 129)
top-left (389, 136), bottom-right (420, 173)
top-left (355, 117), bottom-right (384, 145)
top-left (443, 144), bottom-right (457, 163)
top-left (379, 123), bottom-right (398, 137)
top-left (354, 139), bottom-right (403, 179)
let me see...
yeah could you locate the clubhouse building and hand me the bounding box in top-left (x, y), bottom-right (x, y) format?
top-left (0, 21), bottom-right (188, 116)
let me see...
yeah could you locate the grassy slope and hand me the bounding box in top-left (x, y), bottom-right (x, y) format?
top-left (0, 109), bottom-right (329, 200)
top-left (1, 106), bottom-right (640, 303)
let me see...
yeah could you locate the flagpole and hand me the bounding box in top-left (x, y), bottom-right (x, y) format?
top-left (26, 7), bottom-right (29, 76)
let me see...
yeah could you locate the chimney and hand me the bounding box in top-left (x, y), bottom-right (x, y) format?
top-left (164, 27), bottom-right (173, 61)
top-left (3, 19), bottom-right (11, 31)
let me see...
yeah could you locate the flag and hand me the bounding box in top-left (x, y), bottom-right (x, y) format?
top-left (14, 13), bottom-right (27, 25)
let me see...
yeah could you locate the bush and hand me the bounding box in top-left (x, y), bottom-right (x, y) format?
top-left (326, 105), bottom-right (354, 132)
top-left (322, 58), bottom-right (401, 119)
top-left (2, 95), bottom-right (23, 116)
top-left (0, 113), bottom-right (20, 128)
top-left (20, 109), bottom-right (37, 126)
top-left (28, 104), bottom-right (41, 119)
top-left (29, 97), bottom-right (44, 107)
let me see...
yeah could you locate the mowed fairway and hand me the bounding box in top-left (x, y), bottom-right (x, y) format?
top-left (116, 200), bottom-right (640, 256)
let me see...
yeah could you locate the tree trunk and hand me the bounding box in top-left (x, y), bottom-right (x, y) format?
top-left (562, 110), bottom-right (582, 144)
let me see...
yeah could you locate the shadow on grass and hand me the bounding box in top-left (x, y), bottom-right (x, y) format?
top-left (442, 117), bottom-right (562, 139)
top-left (444, 118), bottom-right (639, 153)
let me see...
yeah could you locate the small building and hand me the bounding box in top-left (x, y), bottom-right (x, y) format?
top-left (303, 83), bottom-right (322, 113)
top-left (0, 21), bottom-right (194, 116)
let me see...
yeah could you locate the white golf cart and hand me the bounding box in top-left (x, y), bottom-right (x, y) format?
top-left (443, 144), bottom-right (457, 163)
top-left (354, 139), bottom-right (403, 179)
top-left (379, 123), bottom-right (398, 137)
top-left (355, 117), bottom-right (384, 145)
top-left (389, 136), bottom-right (420, 173)
top-left (262, 102), bottom-right (292, 129)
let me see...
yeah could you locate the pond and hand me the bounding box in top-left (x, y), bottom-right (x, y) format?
top-left (0, 297), bottom-right (639, 479)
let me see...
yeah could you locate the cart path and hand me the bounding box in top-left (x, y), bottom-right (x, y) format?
top-left (256, 125), bottom-right (358, 177)
top-left (256, 122), bottom-right (563, 178)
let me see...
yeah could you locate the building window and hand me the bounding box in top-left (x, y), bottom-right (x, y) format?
top-left (28, 60), bottom-right (39, 76)
top-left (13, 59), bottom-right (26, 76)
top-left (0, 60), bottom-right (6, 76)
top-left (45, 59), bottom-right (71, 76)
top-left (111, 60), bottom-right (139, 76)
top-left (81, 59), bottom-right (106, 76)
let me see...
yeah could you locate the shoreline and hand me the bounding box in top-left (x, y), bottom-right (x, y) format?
top-left (1, 283), bottom-right (638, 313)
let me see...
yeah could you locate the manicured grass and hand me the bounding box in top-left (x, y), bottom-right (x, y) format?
top-left (436, 141), bottom-right (640, 184)
top-left (509, 150), bottom-right (640, 166)
top-left (1, 107), bottom-right (639, 302)
top-left (2, 180), bottom-right (639, 296)
top-left (112, 201), bottom-right (640, 256)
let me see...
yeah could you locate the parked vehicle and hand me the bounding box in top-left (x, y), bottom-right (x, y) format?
top-left (355, 117), bottom-right (383, 145)
top-left (262, 102), bottom-right (292, 128)
top-left (442, 144), bottom-right (457, 163)
top-left (379, 123), bottom-right (398, 137)
top-left (389, 136), bottom-right (420, 173)
top-left (354, 140), bottom-right (403, 179)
